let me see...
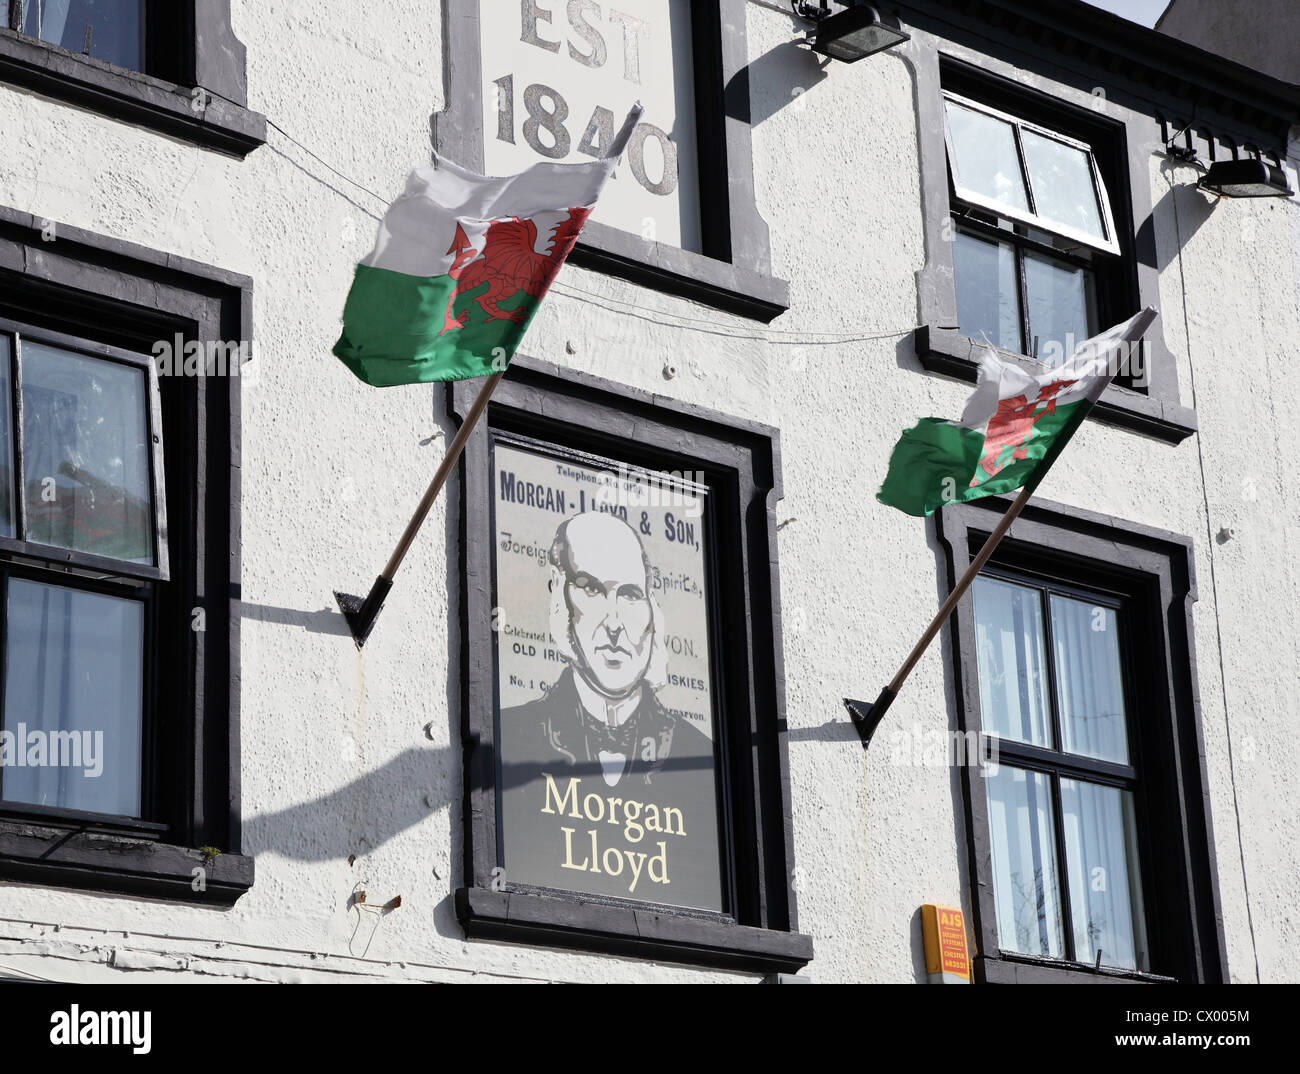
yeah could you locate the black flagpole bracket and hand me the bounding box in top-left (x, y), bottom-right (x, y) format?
top-left (844, 686), bottom-right (896, 751)
top-left (335, 575), bottom-right (393, 649)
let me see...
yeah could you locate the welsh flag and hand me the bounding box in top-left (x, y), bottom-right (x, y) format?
top-left (334, 106), bottom-right (641, 386)
top-left (877, 308), bottom-right (1158, 517)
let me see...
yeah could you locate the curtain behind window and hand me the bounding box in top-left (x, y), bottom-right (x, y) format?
top-left (1, 579), bottom-right (143, 816)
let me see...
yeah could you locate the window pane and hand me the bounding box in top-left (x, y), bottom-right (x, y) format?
top-left (1061, 779), bottom-right (1148, 971)
top-left (1, 578), bottom-right (144, 817)
top-left (21, 341), bottom-right (154, 565)
top-left (945, 100), bottom-right (1030, 212)
top-left (0, 336), bottom-right (15, 538)
top-left (954, 231), bottom-right (1022, 353)
top-left (1021, 129), bottom-right (1107, 242)
top-left (17, 0), bottom-right (144, 71)
top-left (1051, 596), bottom-right (1129, 763)
top-left (973, 576), bottom-right (1052, 747)
top-left (986, 765), bottom-right (1064, 958)
top-left (1024, 251), bottom-right (1096, 363)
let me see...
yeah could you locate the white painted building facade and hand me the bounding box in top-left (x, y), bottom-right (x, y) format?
top-left (0, 0), bottom-right (1295, 983)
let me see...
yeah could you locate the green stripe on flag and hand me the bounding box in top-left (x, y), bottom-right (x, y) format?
top-left (332, 264), bottom-right (539, 386)
top-left (876, 418), bottom-right (986, 517)
top-left (876, 401), bottom-right (1087, 517)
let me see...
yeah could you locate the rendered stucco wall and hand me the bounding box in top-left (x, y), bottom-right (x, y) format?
top-left (0, 0), bottom-right (1295, 983)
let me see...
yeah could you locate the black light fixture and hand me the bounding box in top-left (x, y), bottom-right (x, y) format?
top-left (1199, 157), bottom-right (1294, 199)
top-left (796, 3), bottom-right (910, 63)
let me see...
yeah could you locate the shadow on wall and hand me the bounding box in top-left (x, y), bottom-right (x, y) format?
top-left (241, 746), bottom-right (458, 863)
top-left (895, 330), bottom-right (925, 373)
top-left (1142, 162), bottom-right (1219, 274)
top-left (729, 38), bottom-right (830, 127)
top-left (242, 723), bottom-right (862, 864)
top-left (909, 904), bottom-right (931, 983)
top-left (237, 600), bottom-right (354, 637)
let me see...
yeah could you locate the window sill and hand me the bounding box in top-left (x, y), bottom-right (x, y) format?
top-left (0, 29), bottom-right (266, 159)
top-left (915, 326), bottom-right (1198, 444)
top-left (0, 817), bottom-right (254, 907)
top-left (569, 221), bottom-right (790, 324)
top-left (457, 887), bottom-right (814, 974)
top-left (977, 952), bottom-right (1179, 984)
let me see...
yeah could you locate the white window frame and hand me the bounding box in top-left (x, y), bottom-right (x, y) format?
top-left (942, 91), bottom-right (1121, 256)
top-left (0, 321), bottom-right (169, 584)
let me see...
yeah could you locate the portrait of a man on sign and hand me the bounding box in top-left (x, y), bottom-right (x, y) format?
top-left (492, 442), bottom-right (725, 912)
top-left (504, 511), bottom-right (706, 788)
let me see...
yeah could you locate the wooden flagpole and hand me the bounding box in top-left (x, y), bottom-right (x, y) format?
top-left (334, 105), bottom-right (642, 649)
top-left (336, 372), bottom-right (503, 647)
top-left (846, 332), bottom-right (1147, 750)
top-left (845, 479), bottom-right (1035, 748)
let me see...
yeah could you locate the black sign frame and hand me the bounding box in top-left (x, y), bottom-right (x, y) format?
top-left (452, 355), bottom-right (812, 973)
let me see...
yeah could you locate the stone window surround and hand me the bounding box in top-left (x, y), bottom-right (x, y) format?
top-left (0, 205), bottom-right (252, 907)
top-left (938, 495), bottom-right (1229, 984)
top-left (0, 0), bottom-right (265, 158)
top-left (906, 32), bottom-right (1199, 445)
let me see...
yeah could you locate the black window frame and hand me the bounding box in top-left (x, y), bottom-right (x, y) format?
top-left (0, 559), bottom-right (161, 826)
top-left (0, 205), bottom-right (252, 906)
top-left (971, 564), bottom-right (1153, 971)
top-left (0, 318), bottom-right (169, 829)
top-left (935, 60), bottom-right (1153, 392)
top-left (438, 0), bottom-right (789, 323)
top-left (949, 219), bottom-right (1102, 364)
top-left (938, 495), bottom-right (1229, 984)
top-left (452, 354), bottom-right (811, 973)
top-left (0, 0), bottom-right (265, 158)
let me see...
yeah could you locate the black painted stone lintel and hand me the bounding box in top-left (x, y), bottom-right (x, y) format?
top-left (915, 325), bottom-right (1198, 445)
top-left (569, 221), bottom-right (791, 324)
top-left (0, 29), bottom-right (266, 158)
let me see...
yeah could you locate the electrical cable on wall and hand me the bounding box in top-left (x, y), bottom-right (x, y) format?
top-left (264, 121), bottom-right (921, 349)
top-left (1167, 164), bottom-right (1261, 985)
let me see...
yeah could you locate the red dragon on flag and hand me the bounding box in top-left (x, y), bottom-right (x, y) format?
top-left (438, 209), bottom-right (592, 336)
top-left (877, 308), bottom-right (1158, 517)
top-left (971, 378), bottom-right (1077, 486)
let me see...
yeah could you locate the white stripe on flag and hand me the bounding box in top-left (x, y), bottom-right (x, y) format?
top-left (362, 104), bottom-right (643, 278)
top-left (956, 307), bottom-right (1158, 434)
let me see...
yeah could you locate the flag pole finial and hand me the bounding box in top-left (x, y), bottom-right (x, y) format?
top-left (845, 688), bottom-right (896, 750)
